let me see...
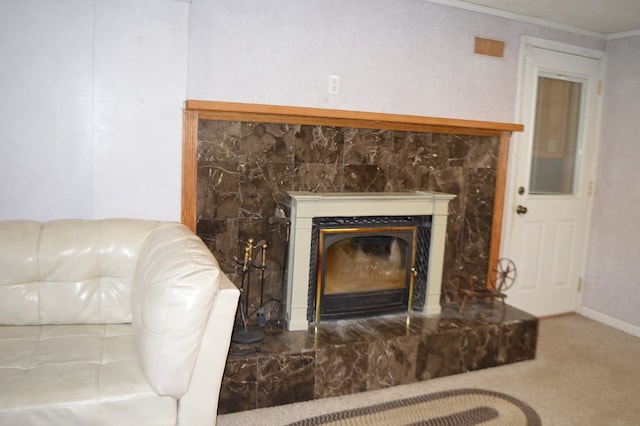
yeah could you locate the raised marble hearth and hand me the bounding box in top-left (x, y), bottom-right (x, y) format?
top-left (218, 301), bottom-right (538, 414)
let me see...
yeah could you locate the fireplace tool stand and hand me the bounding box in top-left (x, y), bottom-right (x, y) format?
top-left (232, 239), bottom-right (268, 344)
top-left (256, 241), bottom-right (268, 327)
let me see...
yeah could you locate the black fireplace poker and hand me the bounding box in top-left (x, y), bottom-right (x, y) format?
top-left (231, 239), bottom-right (267, 345)
top-left (256, 242), bottom-right (268, 327)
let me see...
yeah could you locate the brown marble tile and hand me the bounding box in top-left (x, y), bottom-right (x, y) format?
top-left (460, 323), bottom-right (502, 372)
top-left (460, 214), bottom-right (492, 283)
top-left (198, 120), bottom-right (241, 163)
top-left (367, 334), bottom-right (420, 390)
top-left (294, 126), bottom-right (344, 164)
top-left (343, 164), bottom-right (389, 192)
top-left (257, 352), bottom-right (316, 408)
top-left (309, 319), bottom-right (377, 348)
top-left (241, 324), bottom-right (310, 356)
top-left (404, 313), bottom-right (441, 334)
top-left (197, 162), bottom-right (240, 220)
top-left (465, 167), bottom-right (496, 216)
top-left (498, 319), bottom-right (538, 364)
top-left (218, 357), bottom-right (257, 414)
top-left (467, 136), bottom-right (499, 169)
top-left (422, 133), bottom-right (449, 170)
top-left (293, 162), bottom-right (343, 192)
top-left (343, 128), bottom-right (386, 165)
top-left (441, 232), bottom-right (465, 302)
top-left (315, 342), bottom-right (369, 398)
top-left (387, 161), bottom-right (431, 192)
top-left (416, 328), bottom-right (464, 380)
top-left (359, 314), bottom-right (422, 340)
top-left (445, 134), bottom-right (471, 167)
top-left (238, 123), bottom-right (292, 164)
top-left (196, 218), bottom-right (239, 274)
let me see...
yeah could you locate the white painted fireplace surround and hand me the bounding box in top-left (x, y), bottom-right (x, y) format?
top-left (285, 191), bottom-right (456, 331)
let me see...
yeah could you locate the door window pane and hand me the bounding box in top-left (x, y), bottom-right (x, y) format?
top-left (530, 76), bottom-right (583, 195)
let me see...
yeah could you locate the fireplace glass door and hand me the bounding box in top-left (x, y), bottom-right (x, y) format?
top-left (315, 226), bottom-right (417, 321)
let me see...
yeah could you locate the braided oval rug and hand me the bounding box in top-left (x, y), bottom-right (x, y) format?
top-left (286, 388), bottom-right (541, 426)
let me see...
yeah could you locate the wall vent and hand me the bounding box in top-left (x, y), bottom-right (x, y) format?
top-left (475, 37), bottom-right (505, 58)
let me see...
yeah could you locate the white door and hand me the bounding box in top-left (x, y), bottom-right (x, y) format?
top-left (503, 42), bottom-right (603, 317)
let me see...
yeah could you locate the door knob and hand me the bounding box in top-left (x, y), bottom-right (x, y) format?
top-left (516, 205), bottom-right (528, 215)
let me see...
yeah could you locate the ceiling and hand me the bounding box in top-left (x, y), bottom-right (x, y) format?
top-left (430, 0), bottom-right (640, 37)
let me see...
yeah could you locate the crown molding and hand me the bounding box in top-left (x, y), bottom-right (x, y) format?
top-left (423, 0), bottom-right (606, 40)
top-left (606, 29), bottom-right (640, 41)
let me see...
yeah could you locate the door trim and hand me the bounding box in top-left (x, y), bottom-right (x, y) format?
top-left (502, 36), bottom-right (606, 312)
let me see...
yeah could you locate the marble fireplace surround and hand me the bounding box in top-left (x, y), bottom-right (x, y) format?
top-left (181, 101), bottom-right (524, 312)
top-left (286, 190), bottom-right (456, 331)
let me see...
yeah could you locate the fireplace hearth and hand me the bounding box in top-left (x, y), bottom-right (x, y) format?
top-left (219, 302), bottom-right (538, 414)
top-left (285, 191), bottom-right (455, 331)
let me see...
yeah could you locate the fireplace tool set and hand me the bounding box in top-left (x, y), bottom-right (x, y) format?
top-left (232, 238), bottom-right (269, 344)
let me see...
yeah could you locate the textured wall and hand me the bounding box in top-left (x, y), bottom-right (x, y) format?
top-left (2, 0), bottom-right (604, 222)
top-left (0, 0), bottom-right (94, 220)
top-left (187, 0), bottom-right (603, 122)
top-left (0, 0), bottom-right (187, 221)
top-left (583, 35), bottom-right (640, 329)
top-left (196, 119), bottom-right (499, 319)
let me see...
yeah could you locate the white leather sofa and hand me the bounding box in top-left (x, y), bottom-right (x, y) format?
top-left (0, 219), bottom-right (240, 426)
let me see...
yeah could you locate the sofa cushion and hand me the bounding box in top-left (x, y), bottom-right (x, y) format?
top-left (0, 324), bottom-right (176, 426)
top-left (133, 222), bottom-right (221, 399)
top-left (0, 219), bottom-right (159, 325)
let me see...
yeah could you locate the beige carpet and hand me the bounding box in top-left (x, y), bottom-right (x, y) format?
top-left (217, 314), bottom-right (640, 425)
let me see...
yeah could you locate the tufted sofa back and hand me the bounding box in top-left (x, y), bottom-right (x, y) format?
top-left (0, 219), bottom-right (159, 325)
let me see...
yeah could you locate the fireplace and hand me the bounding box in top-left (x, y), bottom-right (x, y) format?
top-left (309, 216), bottom-right (431, 322)
top-left (285, 191), bottom-right (455, 331)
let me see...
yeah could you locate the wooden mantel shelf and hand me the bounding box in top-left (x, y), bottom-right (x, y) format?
top-left (182, 100), bottom-right (523, 286)
top-left (184, 100), bottom-right (523, 137)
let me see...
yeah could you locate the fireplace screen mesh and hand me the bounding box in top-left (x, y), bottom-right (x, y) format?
top-left (308, 216), bottom-right (431, 322)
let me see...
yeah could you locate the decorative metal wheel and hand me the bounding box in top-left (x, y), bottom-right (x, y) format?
top-left (492, 258), bottom-right (517, 291)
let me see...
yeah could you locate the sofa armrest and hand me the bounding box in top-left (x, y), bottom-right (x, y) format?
top-left (133, 223), bottom-right (224, 398)
top-left (177, 273), bottom-right (239, 426)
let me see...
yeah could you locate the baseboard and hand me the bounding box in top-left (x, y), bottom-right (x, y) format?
top-left (579, 307), bottom-right (640, 338)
